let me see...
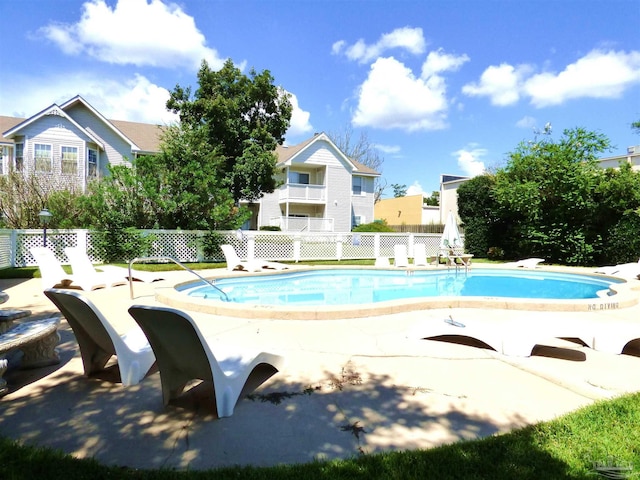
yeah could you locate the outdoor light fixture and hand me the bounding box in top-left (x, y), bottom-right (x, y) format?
top-left (38, 208), bottom-right (53, 247)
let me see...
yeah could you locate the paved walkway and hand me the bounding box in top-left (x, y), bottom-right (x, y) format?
top-left (0, 271), bottom-right (639, 471)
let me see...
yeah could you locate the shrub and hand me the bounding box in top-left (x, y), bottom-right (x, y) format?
top-left (487, 247), bottom-right (505, 260)
top-left (353, 220), bottom-right (395, 232)
top-left (199, 231), bottom-right (226, 261)
top-left (601, 210), bottom-right (640, 264)
top-left (91, 228), bottom-right (154, 263)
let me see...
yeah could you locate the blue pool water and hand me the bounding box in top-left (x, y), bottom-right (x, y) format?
top-left (180, 268), bottom-right (622, 307)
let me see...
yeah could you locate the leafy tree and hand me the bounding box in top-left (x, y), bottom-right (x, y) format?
top-left (492, 127), bottom-right (611, 264)
top-left (457, 174), bottom-right (503, 257)
top-left (391, 183), bottom-right (407, 198)
top-left (423, 191), bottom-right (439, 206)
top-left (328, 125), bottom-right (386, 202)
top-left (150, 124), bottom-right (242, 230)
top-left (602, 210), bottom-right (640, 265)
top-left (76, 164), bottom-right (159, 261)
top-left (167, 59), bottom-right (292, 204)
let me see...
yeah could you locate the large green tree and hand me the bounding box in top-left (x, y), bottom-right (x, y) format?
top-left (457, 174), bottom-right (503, 258)
top-left (492, 127), bottom-right (610, 264)
top-left (166, 59), bottom-right (293, 203)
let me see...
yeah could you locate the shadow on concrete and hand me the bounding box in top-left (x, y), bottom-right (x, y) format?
top-left (0, 351), bottom-right (584, 476)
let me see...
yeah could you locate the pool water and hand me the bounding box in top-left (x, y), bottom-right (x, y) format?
top-left (181, 269), bottom-right (622, 307)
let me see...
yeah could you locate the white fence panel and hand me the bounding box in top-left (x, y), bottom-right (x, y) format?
top-left (0, 229), bottom-right (461, 268)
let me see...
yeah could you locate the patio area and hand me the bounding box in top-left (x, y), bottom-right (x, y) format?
top-left (0, 270), bottom-right (639, 471)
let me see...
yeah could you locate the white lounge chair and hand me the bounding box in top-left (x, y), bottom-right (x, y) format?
top-left (30, 247), bottom-right (106, 291)
top-left (594, 259), bottom-right (640, 280)
top-left (393, 244), bottom-right (409, 267)
top-left (504, 258), bottom-right (545, 268)
top-left (413, 243), bottom-right (428, 267)
top-left (220, 244), bottom-right (289, 272)
top-left (64, 247), bottom-right (164, 284)
top-left (64, 247), bottom-right (128, 288)
top-left (374, 257), bottom-right (390, 267)
top-left (128, 305), bottom-right (285, 417)
top-left (409, 316), bottom-right (595, 357)
top-left (44, 289), bottom-right (156, 386)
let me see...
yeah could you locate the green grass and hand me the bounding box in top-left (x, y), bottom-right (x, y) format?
top-left (1, 393), bottom-right (638, 479)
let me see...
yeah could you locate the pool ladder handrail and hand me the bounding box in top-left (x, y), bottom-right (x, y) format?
top-left (128, 256), bottom-right (229, 302)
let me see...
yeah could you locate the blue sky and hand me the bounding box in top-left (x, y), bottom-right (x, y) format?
top-left (1, 0), bottom-right (639, 197)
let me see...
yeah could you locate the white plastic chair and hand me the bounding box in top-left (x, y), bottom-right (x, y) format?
top-left (64, 247), bottom-right (128, 288)
top-left (44, 289), bottom-right (156, 386)
top-left (31, 247), bottom-right (106, 291)
top-left (413, 243), bottom-right (428, 267)
top-left (393, 244), bottom-right (409, 267)
top-left (220, 244), bottom-right (289, 272)
top-left (128, 305), bottom-right (285, 417)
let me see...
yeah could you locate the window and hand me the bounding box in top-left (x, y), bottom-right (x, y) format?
top-left (0, 147), bottom-right (4, 175)
top-left (290, 172), bottom-right (310, 184)
top-left (88, 149), bottom-right (98, 178)
top-left (353, 215), bottom-right (365, 227)
top-left (352, 176), bottom-right (363, 195)
top-left (34, 144), bottom-right (52, 172)
top-left (61, 146), bottom-right (78, 175)
top-left (15, 143), bottom-right (24, 171)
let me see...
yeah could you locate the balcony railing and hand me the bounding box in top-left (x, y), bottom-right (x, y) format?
top-left (269, 216), bottom-right (334, 232)
top-left (279, 183), bottom-right (326, 202)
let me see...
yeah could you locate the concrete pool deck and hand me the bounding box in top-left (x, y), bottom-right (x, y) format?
top-left (1, 268), bottom-right (639, 471)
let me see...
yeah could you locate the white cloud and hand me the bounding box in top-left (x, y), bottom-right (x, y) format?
top-left (98, 74), bottom-right (178, 124)
top-left (516, 115), bottom-right (537, 129)
top-left (462, 63), bottom-right (532, 106)
top-left (422, 49), bottom-right (470, 78)
top-left (463, 49), bottom-right (640, 108)
top-left (353, 57), bottom-right (447, 131)
top-left (406, 181), bottom-right (424, 196)
top-left (352, 50), bottom-right (468, 132)
top-left (523, 49), bottom-right (640, 107)
top-left (0, 72), bottom-right (177, 124)
top-left (333, 26), bottom-right (426, 64)
top-left (285, 91), bottom-right (313, 138)
top-left (374, 144), bottom-right (401, 154)
top-left (39, 0), bottom-right (223, 70)
top-left (453, 146), bottom-right (487, 177)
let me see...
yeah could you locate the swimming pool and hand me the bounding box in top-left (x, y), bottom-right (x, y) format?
top-left (179, 268), bottom-right (623, 306)
top-left (158, 267), bottom-right (637, 319)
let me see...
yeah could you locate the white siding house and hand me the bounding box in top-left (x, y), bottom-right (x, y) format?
top-left (1, 96), bottom-right (163, 191)
top-left (249, 133), bottom-right (379, 233)
top-left (1, 97), bottom-right (379, 232)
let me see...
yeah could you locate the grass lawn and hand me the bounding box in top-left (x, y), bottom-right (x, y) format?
top-left (1, 259), bottom-right (637, 478)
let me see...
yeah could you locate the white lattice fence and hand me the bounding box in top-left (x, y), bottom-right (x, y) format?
top-left (16, 230), bottom-right (81, 266)
top-left (3, 229), bottom-right (457, 267)
top-left (253, 234), bottom-right (295, 260)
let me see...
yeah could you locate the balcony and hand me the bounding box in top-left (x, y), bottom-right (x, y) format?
top-left (269, 216), bottom-right (334, 232)
top-left (279, 183), bottom-right (326, 203)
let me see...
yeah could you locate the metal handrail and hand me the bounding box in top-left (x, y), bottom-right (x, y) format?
top-left (128, 256), bottom-right (229, 302)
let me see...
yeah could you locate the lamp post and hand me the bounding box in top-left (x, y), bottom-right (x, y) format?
top-left (38, 209), bottom-right (53, 247)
